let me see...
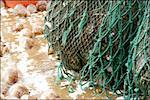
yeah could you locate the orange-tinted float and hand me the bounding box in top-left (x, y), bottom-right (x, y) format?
top-left (4, 0), bottom-right (38, 8)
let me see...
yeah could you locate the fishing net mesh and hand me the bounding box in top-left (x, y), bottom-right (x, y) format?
top-left (44, 0), bottom-right (150, 99)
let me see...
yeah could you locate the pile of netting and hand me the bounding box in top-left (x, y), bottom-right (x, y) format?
top-left (44, 0), bottom-right (150, 99)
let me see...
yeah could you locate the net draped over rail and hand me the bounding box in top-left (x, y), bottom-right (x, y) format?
top-left (44, 0), bottom-right (150, 99)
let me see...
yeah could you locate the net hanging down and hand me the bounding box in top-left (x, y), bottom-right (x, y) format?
top-left (44, 0), bottom-right (150, 99)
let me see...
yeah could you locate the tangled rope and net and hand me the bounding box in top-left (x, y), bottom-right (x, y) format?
top-left (44, 0), bottom-right (150, 99)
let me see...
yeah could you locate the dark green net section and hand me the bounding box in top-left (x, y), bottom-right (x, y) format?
top-left (44, 0), bottom-right (150, 99)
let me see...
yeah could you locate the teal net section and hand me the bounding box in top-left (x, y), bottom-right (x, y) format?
top-left (44, 0), bottom-right (150, 99)
top-left (124, 1), bottom-right (150, 99)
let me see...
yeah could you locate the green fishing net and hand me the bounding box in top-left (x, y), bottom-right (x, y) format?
top-left (124, 2), bottom-right (150, 98)
top-left (44, 0), bottom-right (150, 99)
